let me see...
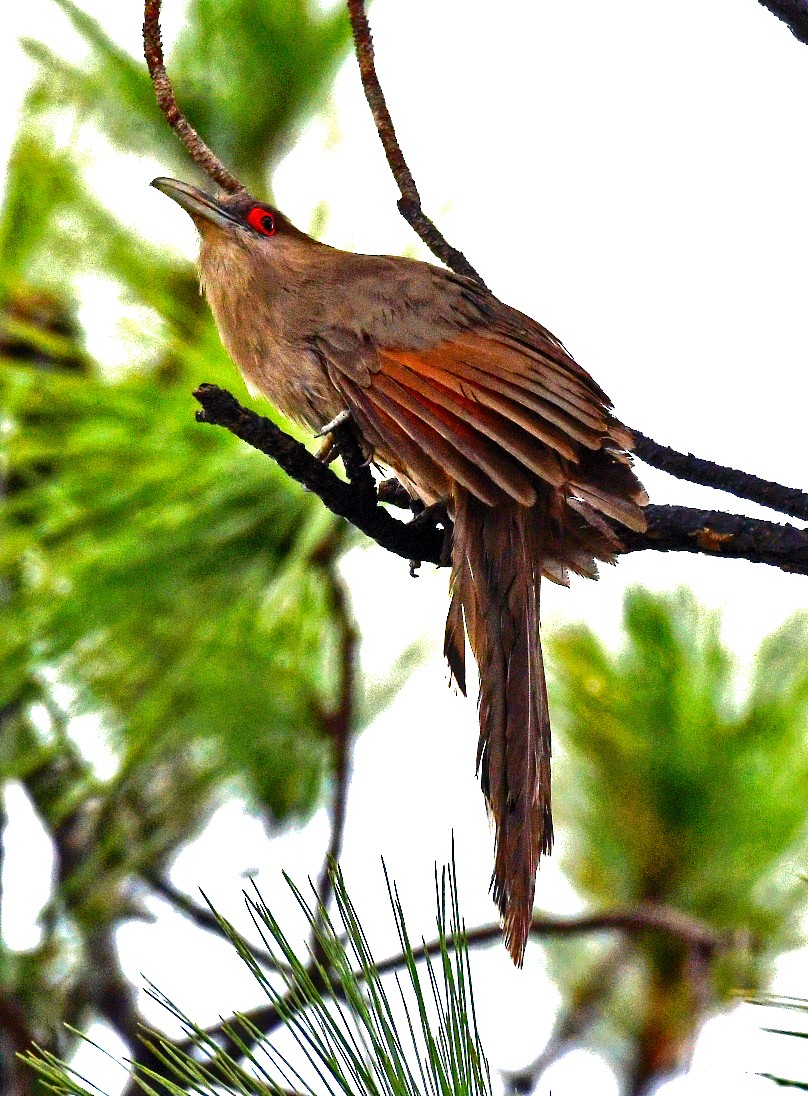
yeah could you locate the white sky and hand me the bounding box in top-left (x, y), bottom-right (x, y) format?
top-left (2, 1), bottom-right (808, 1094)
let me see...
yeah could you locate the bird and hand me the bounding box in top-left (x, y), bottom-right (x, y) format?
top-left (152, 176), bottom-right (647, 965)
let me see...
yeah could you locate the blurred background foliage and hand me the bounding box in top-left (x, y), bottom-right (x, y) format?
top-left (544, 588), bottom-right (808, 1094)
top-left (0, 0), bottom-right (375, 1088)
top-left (1, 2), bottom-right (807, 1096)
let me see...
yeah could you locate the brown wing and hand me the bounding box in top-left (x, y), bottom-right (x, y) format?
top-left (316, 314), bottom-right (647, 538)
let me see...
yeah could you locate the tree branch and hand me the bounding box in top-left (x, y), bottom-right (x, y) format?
top-left (193, 383), bottom-right (447, 564)
top-left (142, 0), bottom-right (243, 193)
top-left (341, 1), bottom-right (808, 564)
top-left (345, 0), bottom-right (485, 286)
top-left (189, 900), bottom-right (731, 1056)
top-left (620, 504), bottom-right (808, 573)
top-left (758, 0), bottom-right (808, 44)
top-left (504, 941), bottom-right (632, 1094)
top-left (631, 429), bottom-right (808, 521)
top-left (314, 574), bottom-right (356, 914)
top-left (194, 384), bottom-right (808, 576)
top-left (140, 870), bottom-right (292, 977)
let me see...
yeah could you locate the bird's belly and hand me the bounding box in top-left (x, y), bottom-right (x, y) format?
top-left (231, 336), bottom-right (343, 435)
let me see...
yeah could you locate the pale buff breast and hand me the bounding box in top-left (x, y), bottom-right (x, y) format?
top-left (198, 229), bottom-right (345, 432)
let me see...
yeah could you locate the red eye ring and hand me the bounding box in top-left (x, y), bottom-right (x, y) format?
top-left (247, 206), bottom-right (276, 236)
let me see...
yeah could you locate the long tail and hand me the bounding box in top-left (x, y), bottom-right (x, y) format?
top-left (445, 486), bottom-right (551, 966)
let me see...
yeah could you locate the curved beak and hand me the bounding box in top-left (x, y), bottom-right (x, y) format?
top-left (151, 177), bottom-right (237, 230)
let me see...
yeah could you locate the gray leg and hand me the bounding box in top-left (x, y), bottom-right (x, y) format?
top-left (314, 409), bottom-right (352, 438)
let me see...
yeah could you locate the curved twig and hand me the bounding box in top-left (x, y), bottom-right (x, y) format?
top-left (346, 0), bottom-right (485, 286)
top-left (143, 0), bottom-right (243, 193)
top-left (191, 901), bottom-right (730, 1053)
top-left (313, 573), bottom-right (356, 922)
top-left (631, 429), bottom-right (808, 521)
top-left (193, 384), bottom-right (808, 577)
top-left (343, 1), bottom-right (808, 534)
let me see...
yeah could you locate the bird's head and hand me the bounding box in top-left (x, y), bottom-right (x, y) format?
top-left (151, 177), bottom-right (309, 254)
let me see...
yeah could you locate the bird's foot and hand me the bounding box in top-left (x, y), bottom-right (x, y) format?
top-left (315, 410), bottom-right (353, 465)
top-left (315, 435), bottom-right (340, 464)
top-left (315, 409), bottom-right (352, 438)
top-left (378, 477), bottom-right (416, 509)
top-left (408, 499), bottom-right (453, 569)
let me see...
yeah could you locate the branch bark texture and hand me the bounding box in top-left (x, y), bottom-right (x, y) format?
top-left (345, 0), bottom-right (485, 285)
top-left (194, 385), bottom-right (808, 577)
top-left (143, 0), bottom-right (243, 192)
top-left (758, 0), bottom-right (808, 44)
top-left (632, 429), bottom-right (808, 521)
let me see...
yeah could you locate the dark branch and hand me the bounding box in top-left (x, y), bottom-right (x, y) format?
top-left (758, 0), bottom-right (808, 44)
top-left (143, 0), bottom-right (243, 193)
top-left (380, 902), bottom-right (729, 973)
top-left (345, 0), bottom-right (485, 286)
top-left (140, 871), bottom-right (291, 976)
top-left (631, 429), bottom-right (808, 521)
top-left (194, 385), bottom-right (808, 576)
top-left (190, 901), bottom-right (731, 1055)
top-left (620, 504), bottom-right (808, 573)
top-left (193, 383), bottom-right (447, 564)
top-left (314, 575), bottom-right (356, 914)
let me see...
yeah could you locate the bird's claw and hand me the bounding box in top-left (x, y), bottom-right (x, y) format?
top-left (314, 409), bottom-right (352, 438)
top-left (315, 436), bottom-right (340, 464)
top-left (408, 499), bottom-right (453, 568)
top-left (314, 410), bottom-right (352, 464)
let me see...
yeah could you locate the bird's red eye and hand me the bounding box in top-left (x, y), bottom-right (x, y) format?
top-left (247, 207), bottom-right (276, 236)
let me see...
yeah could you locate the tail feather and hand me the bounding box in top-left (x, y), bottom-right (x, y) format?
top-left (449, 487), bottom-right (552, 965)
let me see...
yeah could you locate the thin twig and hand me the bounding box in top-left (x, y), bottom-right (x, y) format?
top-left (631, 428), bottom-right (808, 521)
top-left (341, 1), bottom-right (808, 556)
top-left (504, 941), bottom-right (632, 1094)
top-left (143, 0), bottom-right (243, 193)
top-left (140, 870), bottom-right (292, 977)
top-left (193, 384), bottom-right (808, 576)
top-left (190, 901), bottom-right (730, 1053)
top-left (383, 902), bottom-right (728, 969)
top-left (314, 574), bottom-right (356, 913)
top-left (345, 0), bottom-right (485, 285)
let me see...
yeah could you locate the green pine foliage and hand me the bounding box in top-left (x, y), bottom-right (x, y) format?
top-left (2, 0), bottom-right (358, 826)
top-left (27, 860), bottom-right (492, 1096)
top-left (755, 995), bottom-right (808, 1090)
top-left (0, 2), bottom-right (391, 1085)
top-left (547, 587), bottom-right (808, 1088)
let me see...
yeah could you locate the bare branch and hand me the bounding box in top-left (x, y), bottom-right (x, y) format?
top-left (193, 384), bottom-right (808, 576)
top-left (631, 429), bottom-right (808, 521)
top-left (504, 941), bottom-right (631, 1094)
top-left (619, 504), bottom-right (808, 572)
top-left (188, 900), bottom-right (731, 1058)
top-left (314, 575), bottom-right (356, 914)
top-left (345, 0), bottom-right (485, 286)
top-left (193, 383), bottom-right (447, 564)
top-left (758, 0), bottom-right (808, 44)
top-left (140, 871), bottom-right (292, 977)
top-left (383, 902), bottom-right (729, 972)
top-left (143, 0), bottom-right (243, 193)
